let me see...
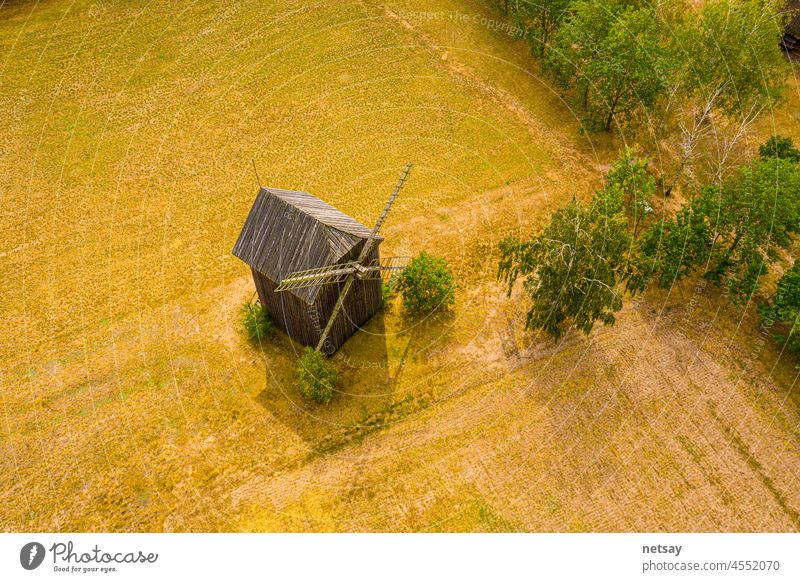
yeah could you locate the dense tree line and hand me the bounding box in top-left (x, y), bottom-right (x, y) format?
top-left (499, 138), bottom-right (800, 360)
top-left (493, 0), bottom-right (790, 133)
top-left (492, 0), bottom-right (800, 362)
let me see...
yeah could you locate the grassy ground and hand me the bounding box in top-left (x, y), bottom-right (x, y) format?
top-left (1, 0), bottom-right (798, 531)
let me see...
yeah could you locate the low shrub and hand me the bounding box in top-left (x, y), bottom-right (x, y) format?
top-left (241, 300), bottom-right (274, 343)
top-left (395, 251), bottom-right (456, 315)
top-left (295, 347), bottom-right (337, 404)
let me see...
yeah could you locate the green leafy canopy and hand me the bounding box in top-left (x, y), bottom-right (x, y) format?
top-left (396, 251), bottom-right (456, 315)
top-left (241, 300), bottom-right (275, 343)
top-left (295, 347), bottom-right (338, 404)
top-left (498, 181), bottom-right (632, 339)
top-left (637, 155), bottom-right (800, 302)
top-left (544, 0), bottom-right (670, 131)
top-left (760, 263), bottom-right (800, 356)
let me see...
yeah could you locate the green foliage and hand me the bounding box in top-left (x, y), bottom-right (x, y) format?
top-left (544, 0), bottom-right (669, 131)
top-left (489, 0), bottom-right (798, 337)
top-left (637, 158), bottom-right (800, 302)
top-left (489, 0), bottom-right (515, 14)
top-left (704, 159), bottom-right (800, 300)
top-left (380, 273), bottom-right (400, 309)
top-left (499, 137), bottom-right (800, 336)
top-left (629, 196), bottom-right (712, 292)
top-left (760, 263), bottom-right (800, 355)
top-left (295, 347), bottom-right (337, 404)
top-left (396, 251), bottom-right (456, 315)
top-left (498, 185), bottom-right (632, 339)
top-left (606, 148), bottom-right (656, 236)
top-left (675, 0), bottom-right (789, 118)
top-left (493, 0), bottom-right (787, 140)
top-left (759, 135), bottom-right (800, 163)
top-left (658, 0), bottom-right (789, 196)
top-left (241, 300), bottom-right (274, 343)
top-left (505, 0), bottom-right (571, 56)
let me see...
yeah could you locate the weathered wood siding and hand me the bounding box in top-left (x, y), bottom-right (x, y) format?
top-left (235, 186), bottom-right (386, 353)
top-left (253, 268), bottom-right (320, 347)
top-left (252, 239), bottom-right (383, 353)
top-left (314, 241), bottom-right (383, 354)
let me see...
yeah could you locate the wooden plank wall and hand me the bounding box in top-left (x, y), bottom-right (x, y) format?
top-left (314, 242), bottom-right (383, 354)
top-left (252, 240), bottom-right (383, 353)
top-left (253, 268), bottom-right (321, 348)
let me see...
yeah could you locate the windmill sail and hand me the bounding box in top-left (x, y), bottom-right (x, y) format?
top-left (274, 262), bottom-right (359, 292)
top-left (356, 256), bottom-right (411, 281)
top-left (275, 256), bottom-right (410, 291)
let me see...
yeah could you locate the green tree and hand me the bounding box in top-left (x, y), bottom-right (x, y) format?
top-left (705, 158), bottom-right (800, 300)
top-left (664, 0), bottom-right (789, 193)
top-left (511, 0), bottom-right (572, 56)
top-left (545, 0), bottom-right (669, 131)
top-left (629, 195), bottom-right (712, 291)
top-left (396, 251), bottom-right (456, 315)
top-left (606, 148), bottom-right (656, 237)
top-left (759, 135), bottom-right (800, 163)
top-left (638, 158), bottom-right (800, 301)
top-left (498, 185), bottom-right (632, 339)
top-left (677, 0), bottom-right (788, 119)
top-left (241, 300), bottom-right (275, 343)
top-left (760, 262), bottom-right (800, 355)
top-left (489, 0), bottom-right (517, 14)
top-left (296, 347), bottom-right (337, 404)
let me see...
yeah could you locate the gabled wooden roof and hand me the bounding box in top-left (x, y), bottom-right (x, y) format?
top-left (232, 187), bottom-right (380, 304)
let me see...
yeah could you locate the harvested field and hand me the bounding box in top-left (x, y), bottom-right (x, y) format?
top-left (1, 0), bottom-right (798, 531)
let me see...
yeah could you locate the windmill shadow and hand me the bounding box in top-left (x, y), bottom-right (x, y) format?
top-left (333, 310), bottom-right (391, 395)
top-left (252, 303), bottom-right (454, 446)
top-left (386, 306), bottom-right (456, 388)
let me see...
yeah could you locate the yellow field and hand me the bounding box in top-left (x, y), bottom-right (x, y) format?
top-left (1, 0), bottom-right (799, 531)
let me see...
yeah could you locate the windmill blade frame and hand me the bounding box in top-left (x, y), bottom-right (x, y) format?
top-left (275, 262), bottom-right (358, 292)
top-left (356, 256), bottom-right (411, 281)
top-left (276, 255), bottom-right (410, 291)
top-left (353, 162), bottom-right (412, 267)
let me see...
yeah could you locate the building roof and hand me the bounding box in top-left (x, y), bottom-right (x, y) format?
top-left (232, 187), bottom-right (380, 304)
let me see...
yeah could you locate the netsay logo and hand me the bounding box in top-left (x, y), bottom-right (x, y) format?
top-left (20, 542), bottom-right (46, 570)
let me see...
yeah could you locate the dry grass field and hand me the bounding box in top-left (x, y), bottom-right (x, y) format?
top-left (1, 0), bottom-right (799, 532)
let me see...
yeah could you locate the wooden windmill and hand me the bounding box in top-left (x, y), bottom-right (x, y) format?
top-left (274, 162), bottom-right (413, 353)
top-left (233, 163), bottom-right (413, 354)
